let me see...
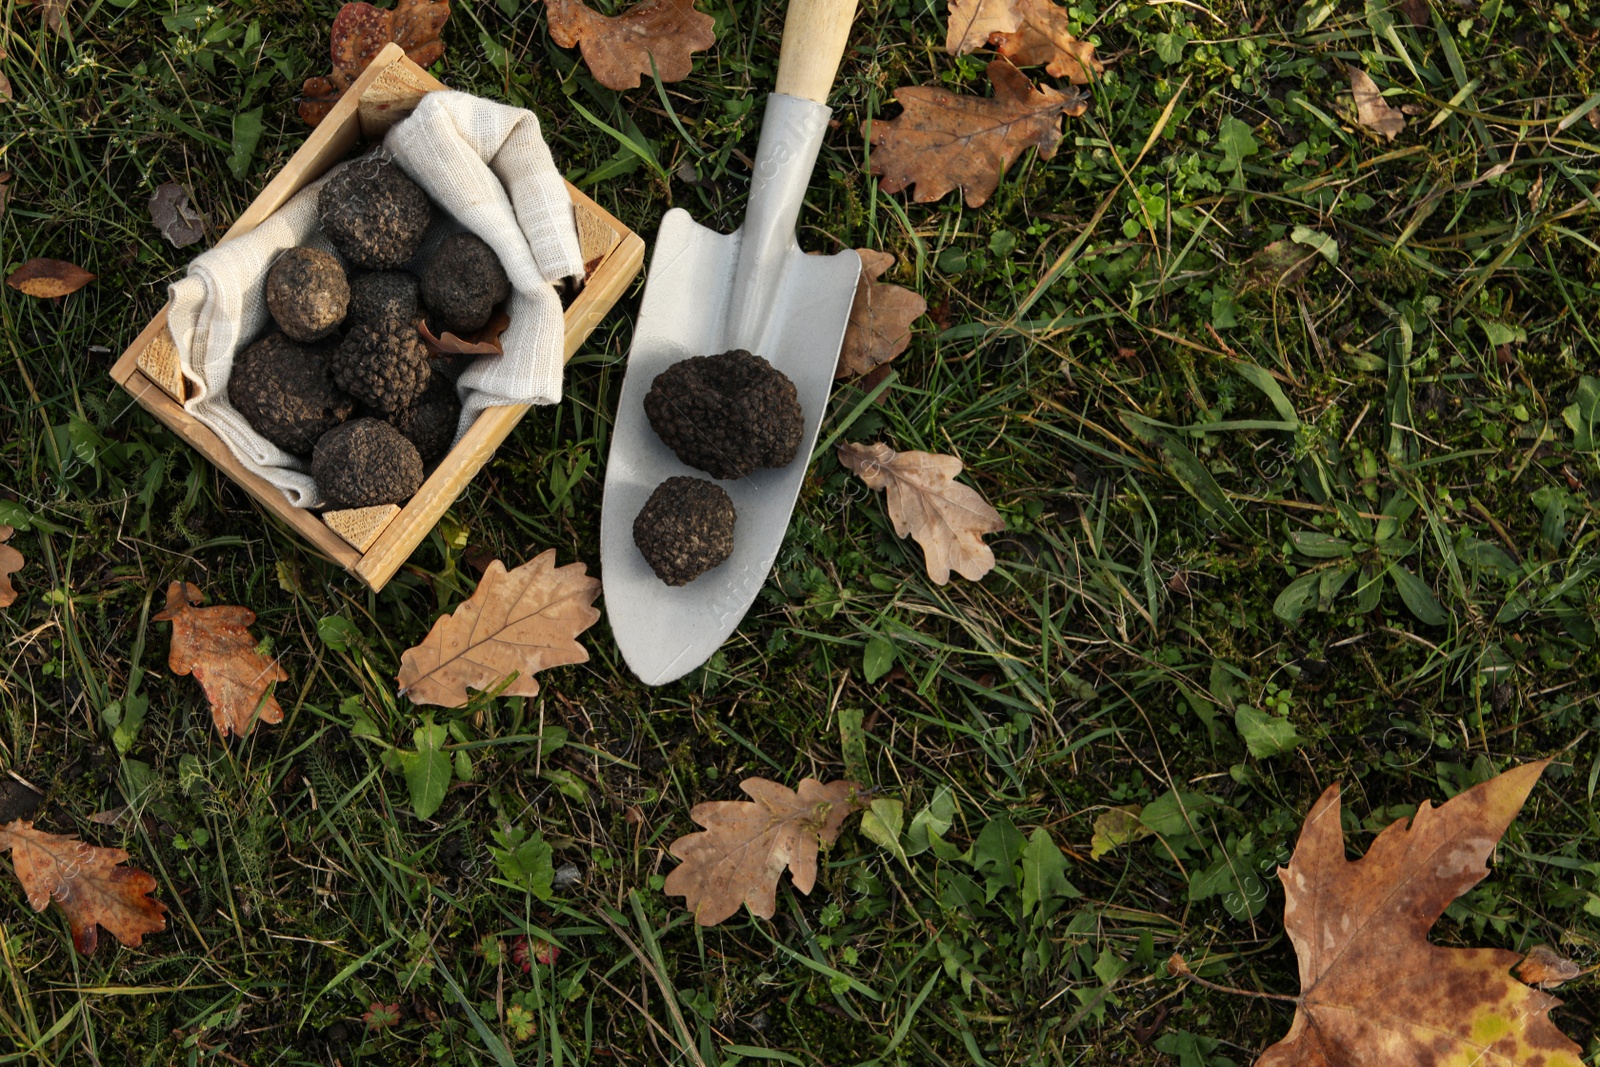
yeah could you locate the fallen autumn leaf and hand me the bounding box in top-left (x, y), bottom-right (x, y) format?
top-left (945, 0), bottom-right (1022, 54)
top-left (299, 0), bottom-right (451, 126)
top-left (397, 550), bottom-right (602, 707)
top-left (148, 183), bottom-right (206, 248)
top-left (24, 0), bottom-right (71, 36)
top-left (1349, 67), bottom-right (1405, 141)
top-left (0, 525), bottom-right (21, 608)
top-left (836, 250), bottom-right (926, 380)
top-left (6, 258), bottom-right (96, 299)
top-left (664, 778), bottom-right (864, 926)
top-left (420, 309), bottom-right (511, 356)
top-left (543, 0), bottom-right (715, 92)
top-left (154, 581), bottom-right (287, 739)
top-left (838, 441), bottom-right (1006, 584)
top-left (1255, 760), bottom-right (1583, 1067)
top-left (0, 820), bottom-right (167, 954)
top-left (867, 59), bottom-right (1084, 208)
top-left (991, 0), bottom-right (1102, 83)
top-left (1515, 944), bottom-right (1583, 989)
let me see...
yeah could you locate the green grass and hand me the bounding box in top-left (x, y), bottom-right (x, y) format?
top-left (2, 0), bottom-right (1600, 1063)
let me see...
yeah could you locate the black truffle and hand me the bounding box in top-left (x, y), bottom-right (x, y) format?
top-left (348, 271), bottom-right (420, 324)
top-left (633, 476), bottom-right (736, 586)
top-left (643, 350), bottom-right (804, 480)
top-left (389, 372), bottom-right (461, 467)
top-left (266, 247), bottom-right (349, 342)
top-left (228, 333), bottom-right (354, 455)
top-left (312, 418), bottom-right (424, 509)
top-left (420, 233), bottom-right (512, 335)
top-left (330, 315), bottom-right (431, 417)
top-left (318, 157), bottom-right (432, 270)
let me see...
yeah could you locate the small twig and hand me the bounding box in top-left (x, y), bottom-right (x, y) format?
top-left (1166, 955), bottom-right (1301, 1004)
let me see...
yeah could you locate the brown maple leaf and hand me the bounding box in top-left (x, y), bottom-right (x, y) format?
top-left (1349, 68), bottom-right (1405, 142)
top-left (0, 525), bottom-right (21, 609)
top-left (664, 778), bottom-right (864, 926)
top-left (397, 550), bottom-right (601, 707)
top-left (1255, 760), bottom-right (1583, 1067)
top-left (835, 250), bottom-right (927, 380)
top-left (154, 581), bottom-right (286, 739)
top-left (838, 441), bottom-right (1005, 584)
top-left (544, 0), bottom-right (715, 92)
top-left (867, 60), bottom-right (1084, 208)
top-left (299, 0), bottom-right (451, 127)
top-left (6, 258), bottom-right (95, 299)
top-left (0, 820), bottom-right (167, 953)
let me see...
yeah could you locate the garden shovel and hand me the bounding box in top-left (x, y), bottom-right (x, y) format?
top-left (599, 0), bottom-right (863, 685)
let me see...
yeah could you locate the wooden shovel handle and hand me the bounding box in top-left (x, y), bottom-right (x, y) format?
top-left (774, 0), bottom-right (860, 104)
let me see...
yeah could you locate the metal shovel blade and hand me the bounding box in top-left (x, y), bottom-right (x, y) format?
top-left (600, 93), bottom-right (861, 685)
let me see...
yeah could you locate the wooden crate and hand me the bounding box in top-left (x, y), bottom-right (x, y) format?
top-left (110, 43), bottom-right (644, 592)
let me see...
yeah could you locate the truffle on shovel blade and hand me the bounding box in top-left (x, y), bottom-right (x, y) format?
top-left (348, 271), bottom-right (420, 325)
top-left (318, 157), bottom-right (433, 270)
top-left (420, 233), bottom-right (512, 335)
top-left (331, 316), bottom-right (432, 417)
top-left (228, 333), bottom-right (354, 455)
top-left (312, 418), bottom-right (425, 509)
top-left (266, 247), bottom-right (349, 342)
top-left (643, 350), bottom-right (803, 480)
top-left (633, 476), bottom-right (736, 586)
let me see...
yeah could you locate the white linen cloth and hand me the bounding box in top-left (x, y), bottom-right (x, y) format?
top-left (165, 90), bottom-right (584, 509)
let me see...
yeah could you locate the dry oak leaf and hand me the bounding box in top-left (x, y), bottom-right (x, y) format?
top-left (664, 778), bottom-right (865, 926)
top-left (154, 581), bottom-right (286, 739)
top-left (0, 525), bottom-right (21, 609)
top-left (1349, 68), bottom-right (1405, 142)
top-left (397, 550), bottom-right (601, 707)
top-left (946, 0), bottom-right (1101, 83)
top-left (992, 0), bottom-right (1102, 83)
top-left (838, 441), bottom-right (1005, 584)
top-left (1257, 760), bottom-right (1583, 1067)
top-left (867, 59), bottom-right (1084, 208)
top-left (544, 0), bottom-right (715, 92)
top-left (6, 258), bottom-right (95, 299)
top-left (299, 0), bottom-right (451, 126)
top-left (945, 0), bottom-right (1023, 54)
top-left (835, 250), bottom-right (927, 380)
top-left (0, 820), bottom-right (167, 954)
